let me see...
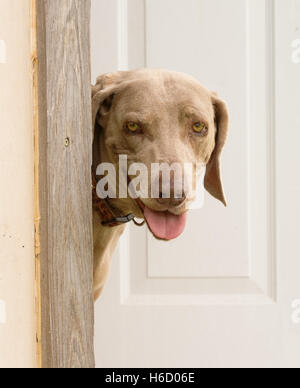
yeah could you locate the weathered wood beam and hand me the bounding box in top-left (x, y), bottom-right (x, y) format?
top-left (33, 0), bottom-right (95, 368)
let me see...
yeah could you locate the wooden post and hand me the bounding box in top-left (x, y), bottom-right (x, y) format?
top-left (33, 0), bottom-right (95, 368)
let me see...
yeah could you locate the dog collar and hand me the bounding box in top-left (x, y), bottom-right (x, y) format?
top-left (92, 169), bottom-right (144, 228)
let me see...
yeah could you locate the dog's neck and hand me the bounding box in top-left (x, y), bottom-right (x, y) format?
top-left (92, 129), bottom-right (143, 228)
top-left (92, 130), bottom-right (127, 299)
top-left (92, 167), bottom-right (136, 227)
top-left (92, 130), bottom-right (125, 226)
top-left (93, 207), bottom-right (126, 299)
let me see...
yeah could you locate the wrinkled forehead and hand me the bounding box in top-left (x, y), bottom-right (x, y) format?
top-left (114, 76), bottom-right (214, 119)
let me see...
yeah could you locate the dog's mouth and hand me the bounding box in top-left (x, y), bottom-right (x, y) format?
top-left (136, 199), bottom-right (187, 241)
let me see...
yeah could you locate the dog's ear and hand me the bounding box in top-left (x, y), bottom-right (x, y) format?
top-left (92, 71), bottom-right (130, 138)
top-left (204, 94), bottom-right (229, 206)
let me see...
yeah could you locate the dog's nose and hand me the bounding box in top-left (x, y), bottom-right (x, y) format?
top-left (156, 191), bottom-right (186, 208)
top-left (154, 168), bottom-right (188, 208)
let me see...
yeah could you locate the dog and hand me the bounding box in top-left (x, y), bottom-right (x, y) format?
top-left (92, 69), bottom-right (229, 300)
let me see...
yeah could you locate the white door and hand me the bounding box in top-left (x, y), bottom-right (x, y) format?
top-left (91, 0), bottom-right (300, 368)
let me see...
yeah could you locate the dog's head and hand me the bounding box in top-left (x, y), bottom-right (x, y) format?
top-left (92, 69), bottom-right (229, 241)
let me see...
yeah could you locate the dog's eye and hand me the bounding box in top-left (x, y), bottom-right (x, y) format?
top-left (126, 122), bottom-right (140, 133)
top-left (192, 122), bottom-right (207, 134)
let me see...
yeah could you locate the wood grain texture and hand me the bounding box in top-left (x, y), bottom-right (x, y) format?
top-left (35, 0), bottom-right (94, 368)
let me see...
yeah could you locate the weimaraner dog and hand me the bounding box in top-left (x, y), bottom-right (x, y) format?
top-left (92, 69), bottom-right (229, 300)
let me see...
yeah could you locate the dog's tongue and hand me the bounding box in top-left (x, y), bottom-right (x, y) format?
top-left (144, 207), bottom-right (187, 240)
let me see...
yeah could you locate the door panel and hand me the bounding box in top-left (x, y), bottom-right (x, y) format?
top-left (92, 0), bottom-right (300, 368)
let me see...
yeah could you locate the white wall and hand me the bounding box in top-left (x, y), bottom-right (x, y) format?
top-left (0, 0), bottom-right (36, 368)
